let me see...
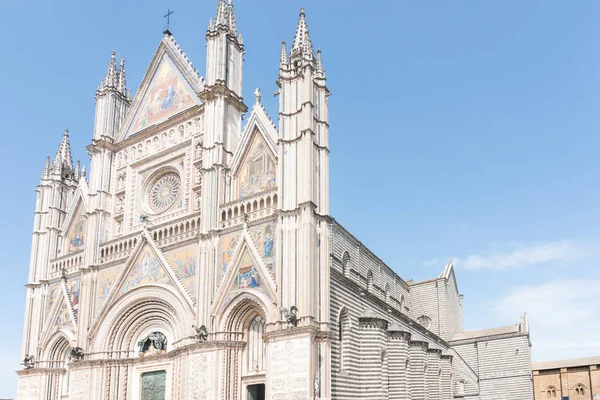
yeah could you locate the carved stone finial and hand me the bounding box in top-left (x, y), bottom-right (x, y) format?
top-left (254, 87), bottom-right (261, 103)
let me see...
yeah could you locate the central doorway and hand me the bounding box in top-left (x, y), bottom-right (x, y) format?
top-left (247, 383), bottom-right (265, 400)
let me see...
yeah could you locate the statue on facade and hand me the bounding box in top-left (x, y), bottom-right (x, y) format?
top-left (192, 325), bottom-right (208, 341)
top-left (21, 355), bottom-right (35, 369)
top-left (280, 305), bottom-right (298, 327)
top-left (138, 332), bottom-right (167, 356)
top-left (69, 347), bottom-right (85, 361)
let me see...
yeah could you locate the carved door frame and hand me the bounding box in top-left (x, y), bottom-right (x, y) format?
top-left (130, 360), bottom-right (173, 400)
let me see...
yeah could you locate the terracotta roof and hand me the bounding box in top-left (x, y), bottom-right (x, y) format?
top-left (532, 356), bottom-right (600, 371)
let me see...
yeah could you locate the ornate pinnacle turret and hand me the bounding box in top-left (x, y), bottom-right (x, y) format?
top-left (74, 160), bottom-right (81, 179)
top-left (291, 7), bottom-right (313, 57)
top-left (102, 51), bottom-right (118, 89)
top-left (227, 0), bottom-right (237, 34)
top-left (210, 0), bottom-right (237, 35)
top-left (42, 155), bottom-right (51, 179)
top-left (52, 129), bottom-right (74, 173)
top-left (117, 58), bottom-right (126, 95)
top-left (280, 41), bottom-right (288, 65)
top-left (215, 0), bottom-right (228, 27)
top-left (316, 49), bottom-right (325, 77)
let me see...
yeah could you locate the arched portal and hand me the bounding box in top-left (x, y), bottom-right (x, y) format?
top-left (220, 292), bottom-right (273, 400)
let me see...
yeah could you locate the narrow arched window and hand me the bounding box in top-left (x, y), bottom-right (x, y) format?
top-left (342, 252), bottom-right (350, 276)
top-left (385, 283), bottom-right (390, 303)
top-left (247, 315), bottom-right (265, 372)
top-left (338, 307), bottom-right (349, 372)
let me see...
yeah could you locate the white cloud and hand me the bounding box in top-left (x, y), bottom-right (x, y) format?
top-left (492, 279), bottom-right (600, 361)
top-left (454, 240), bottom-right (593, 271)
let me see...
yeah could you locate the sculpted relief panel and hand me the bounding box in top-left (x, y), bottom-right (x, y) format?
top-left (269, 337), bottom-right (311, 400)
top-left (69, 369), bottom-right (90, 400)
top-left (188, 352), bottom-right (216, 400)
top-left (17, 375), bottom-right (40, 400)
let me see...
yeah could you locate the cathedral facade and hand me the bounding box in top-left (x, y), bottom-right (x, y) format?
top-left (17, 2), bottom-right (534, 399)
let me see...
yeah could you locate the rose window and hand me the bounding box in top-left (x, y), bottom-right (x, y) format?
top-left (148, 172), bottom-right (181, 213)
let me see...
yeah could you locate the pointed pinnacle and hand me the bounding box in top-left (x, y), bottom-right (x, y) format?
top-left (53, 129), bottom-right (74, 172)
top-left (215, 0), bottom-right (228, 26)
top-left (227, 0), bottom-right (237, 33)
top-left (102, 50), bottom-right (118, 88)
top-left (280, 41), bottom-right (288, 65)
top-left (316, 49), bottom-right (325, 77)
top-left (74, 160), bottom-right (81, 179)
top-left (292, 7), bottom-right (313, 56)
top-left (118, 58), bottom-right (127, 95)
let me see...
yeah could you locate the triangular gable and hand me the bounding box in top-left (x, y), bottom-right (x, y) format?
top-left (40, 292), bottom-right (76, 347)
top-left (91, 230), bottom-right (195, 328)
top-left (120, 36), bottom-right (203, 140)
top-left (61, 184), bottom-right (89, 254)
top-left (439, 260), bottom-right (460, 294)
top-left (232, 131), bottom-right (277, 199)
top-left (231, 102), bottom-right (278, 177)
top-left (212, 230), bottom-right (277, 317)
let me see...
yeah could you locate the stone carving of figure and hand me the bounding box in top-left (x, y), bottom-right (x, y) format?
top-left (116, 220), bottom-right (122, 235)
top-left (196, 167), bottom-right (202, 184)
top-left (117, 153), bottom-right (122, 167)
top-left (195, 143), bottom-right (202, 159)
top-left (117, 175), bottom-right (124, 190)
top-left (116, 196), bottom-right (124, 213)
top-left (195, 192), bottom-right (201, 210)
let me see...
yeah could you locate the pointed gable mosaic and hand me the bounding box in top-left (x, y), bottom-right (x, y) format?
top-left (66, 202), bottom-right (86, 253)
top-left (54, 299), bottom-right (74, 332)
top-left (128, 55), bottom-right (198, 137)
top-left (237, 134), bottom-right (276, 199)
top-left (121, 247), bottom-right (171, 294)
top-left (95, 266), bottom-right (119, 316)
top-left (224, 247), bottom-right (271, 306)
top-left (164, 244), bottom-right (197, 299)
top-left (219, 221), bottom-right (276, 284)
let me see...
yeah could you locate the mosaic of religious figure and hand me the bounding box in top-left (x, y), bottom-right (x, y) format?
top-left (67, 204), bottom-right (86, 253)
top-left (238, 136), bottom-right (276, 199)
top-left (131, 57), bottom-right (196, 133)
top-left (122, 249), bottom-right (169, 294)
top-left (165, 244), bottom-right (197, 297)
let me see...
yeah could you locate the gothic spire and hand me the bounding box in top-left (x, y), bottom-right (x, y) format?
top-left (291, 7), bottom-right (313, 57)
top-left (117, 57), bottom-right (126, 95)
top-left (102, 50), bottom-right (118, 89)
top-left (210, 0), bottom-right (237, 34)
top-left (52, 129), bottom-right (74, 172)
top-left (227, 0), bottom-right (237, 34)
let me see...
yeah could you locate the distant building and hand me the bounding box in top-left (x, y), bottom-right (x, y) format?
top-left (17, 1), bottom-right (534, 399)
top-left (533, 357), bottom-right (600, 400)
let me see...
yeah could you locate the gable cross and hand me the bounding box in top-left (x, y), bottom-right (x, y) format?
top-left (164, 9), bottom-right (174, 35)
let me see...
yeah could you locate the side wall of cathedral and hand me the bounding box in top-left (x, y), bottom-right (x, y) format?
top-left (330, 222), bottom-right (454, 400)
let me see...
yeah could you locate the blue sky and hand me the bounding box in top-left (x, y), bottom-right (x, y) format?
top-left (1, 0), bottom-right (600, 397)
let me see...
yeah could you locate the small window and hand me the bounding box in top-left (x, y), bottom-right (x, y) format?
top-left (338, 307), bottom-right (350, 372)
